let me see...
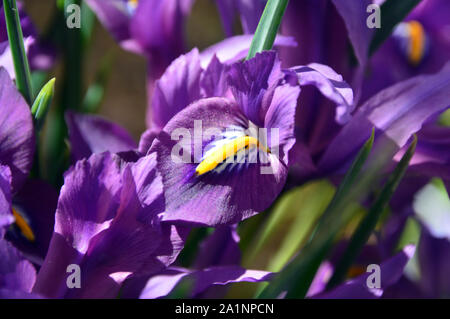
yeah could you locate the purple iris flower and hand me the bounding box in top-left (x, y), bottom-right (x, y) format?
top-left (85, 0), bottom-right (195, 123)
top-left (85, 0), bottom-right (193, 71)
top-left (64, 35), bottom-right (296, 161)
top-left (85, 0), bottom-right (296, 129)
top-left (31, 151), bottom-right (274, 299)
top-left (148, 51), bottom-right (301, 226)
top-left (33, 152), bottom-right (189, 298)
top-left (141, 44), bottom-right (353, 227)
top-left (362, 0), bottom-right (450, 101)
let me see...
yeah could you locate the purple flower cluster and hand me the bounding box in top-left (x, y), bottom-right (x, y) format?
top-left (0, 0), bottom-right (449, 299)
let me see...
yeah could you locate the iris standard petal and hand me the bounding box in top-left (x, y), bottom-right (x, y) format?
top-left (228, 51), bottom-right (282, 126)
top-left (200, 54), bottom-right (228, 98)
top-left (150, 49), bottom-right (202, 129)
top-left (199, 34), bottom-right (297, 69)
top-left (293, 63), bottom-right (354, 124)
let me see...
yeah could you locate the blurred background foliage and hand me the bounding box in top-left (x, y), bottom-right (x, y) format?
top-left (23, 0), bottom-right (225, 141)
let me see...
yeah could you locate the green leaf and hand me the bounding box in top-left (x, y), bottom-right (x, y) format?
top-left (3, 0), bottom-right (33, 105)
top-left (369, 0), bottom-right (423, 56)
top-left (242, 180), bottom-right (335, 298)
top-left (81, 1), bottom-right (95, 48)
top-left (257, 130), bottom-right (375, 299)
top-left (31, 78), bottom-right (55, 131)
top-left (246, 0), bottom-right (289, 60)
top-left (439, 109), bottom-right (450, 127)
top-left (241, 181), bottom-right (335, 271)
top-left (326, 135), bottom-right (417, 289)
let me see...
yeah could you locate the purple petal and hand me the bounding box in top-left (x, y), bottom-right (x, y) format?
top-left (0, 36), bottom-right (34, 80)
top-left (306, 261), bottom-right (333, 297)
top-left (138, 129), bottom-right (159, 155)
top-left (330, 0), bottom-right (373, 67)
top-left (214, 0), bottom-right (236, 37)
top-left (85, 0), bottom-right (135, 51)
top-left (228, 51), bottom-right (282, 126)
top-left (0, 238), bottom-right (37, 296)
top-left (149, 49), bottom-right (202, 129)
top-left (236, 0), bottom-right (266, 34)
top-left (264, 83), bottom-right (301, 165)
top-left (0, 165), bottom-right (12, 238)
top-left (200, 34), bottom-right (297, 68)
top-left (292, 63), bottom-right (354, 124)
top-left (314, 245), bottom-right (415, 299)
top-left (129, 0), bottom-right (193, 60)
top-left (66, 111), bottom-right (137, 161)
top-left (418, 229), bottom-right (450, 297)
top-left (154, 97), bottom-right (288, 226)
top-left (0, 67), bottom-right (35, 191)
top-left (200, 55), bottom-right (228, 98)
top-left (34, 153), bottom-right (182, 298)
top-left (194, 225), bottom-right (241, 268)
top-left (139, 266), bottom-right (273, 299)
top-left (319, 62), bottom-right (450, 175)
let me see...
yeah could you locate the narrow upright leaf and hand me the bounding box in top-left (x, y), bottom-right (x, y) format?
top-left (246, 0), bottom-right (289, 60)
top-left (258, 130), bottom-right (375, 299)
top-left (327, 135), bottom-right (417, 289)
top-left (3, 0), bottom-right (33, 104)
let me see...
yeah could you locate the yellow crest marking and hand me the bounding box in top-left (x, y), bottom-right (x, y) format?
top-left (195, 136), bottom-right (270, 176)
top-left (12, 208), bottom-right (35, 242)
top-left (408, 20), bottom-right (426, 66)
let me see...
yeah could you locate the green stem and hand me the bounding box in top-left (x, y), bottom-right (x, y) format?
top-left (246, 0), bottom-right (289, 60)
top-left (3, 0), bottom-right (33, 105)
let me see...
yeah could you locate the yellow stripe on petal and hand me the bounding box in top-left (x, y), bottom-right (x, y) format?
top-left (408, 20), bottom-right (426, 66)
top-left (195, 136), bottom-right (270, 176)
top-left (347, 265), bottom-right (366, 279)
top-left (12, 208), bottom-right (35, 242)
